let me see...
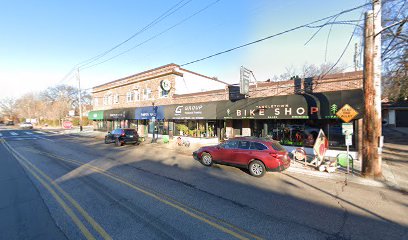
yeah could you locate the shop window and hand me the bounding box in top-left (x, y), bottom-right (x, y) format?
top-left (263, 119), bottom-right (354, 150)
top-left (103, 95), bottom-right (108, 105)
top-left (94, 98), bottom-right (99, 107)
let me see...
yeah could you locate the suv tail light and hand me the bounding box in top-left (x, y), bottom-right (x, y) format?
top-left (121, 133), bottom-right (125, 137)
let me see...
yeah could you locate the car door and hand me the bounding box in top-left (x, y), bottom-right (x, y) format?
top-left (217, 140), bottom-right (239, 163)
top-left (231, 140), bottom-right (252, 166)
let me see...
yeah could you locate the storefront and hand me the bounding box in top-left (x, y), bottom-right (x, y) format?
top-left (88, 110), bottom-right (105, 131)
top-left (165, 102), bottom-right (220, 139)
top-left (134, 106), bottom-right (166, 138)
top-left (104, 108), bottom-right (135, 132)
top-left (216, 89), bottom-right (364, 156)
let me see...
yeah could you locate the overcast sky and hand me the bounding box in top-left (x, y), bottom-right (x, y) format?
top-left (0, 0), bottom-right (365, 99)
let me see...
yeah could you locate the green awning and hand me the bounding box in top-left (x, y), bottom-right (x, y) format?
top-left (88, 110), bottom-right (104, 120)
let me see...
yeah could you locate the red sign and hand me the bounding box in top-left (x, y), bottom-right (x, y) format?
top-left (313, 129), bottom-right (328, 162)
top-left (63, 121), bottom-right (73, 129)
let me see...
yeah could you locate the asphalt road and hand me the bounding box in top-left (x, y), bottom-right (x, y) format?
top-left (0, 127), bottom-right (407, 240)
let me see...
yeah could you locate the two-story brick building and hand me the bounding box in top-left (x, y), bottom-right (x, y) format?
top-left (89, 63), bottom-right (364, 162)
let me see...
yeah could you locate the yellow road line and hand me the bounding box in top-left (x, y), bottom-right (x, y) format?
top-left (4, 142), bottom-right (112, 240)
top-left (25, 147), bottom-right (263, 240)
top-left (1, 141), bottom-right (96, 240)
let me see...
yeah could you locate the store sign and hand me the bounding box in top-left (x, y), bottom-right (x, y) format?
top-left (217, 89), bottom-right (364, 120)
top-left (109, 112), bottom-right (126, 119)
top-left (240, 66), bottom-right (251, 95)
top-left (166, 103), bottom-right (217, 119)
top-left (336, 104), bottom-right (359, 123)
top-left (135, 106), bottom-right (164, 120)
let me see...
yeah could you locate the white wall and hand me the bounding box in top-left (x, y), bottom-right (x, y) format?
top-left (175, 70), bottom-right (226, 95)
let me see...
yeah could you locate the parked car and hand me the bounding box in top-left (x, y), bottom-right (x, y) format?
top-left (19, 122), bottom-right (33, 129)
top-left (6, 121), bottom-right (14, 126)
top-left (193, 137), bottom-right (290, 177)
top-left (104, 128), bottom-right (139, 146)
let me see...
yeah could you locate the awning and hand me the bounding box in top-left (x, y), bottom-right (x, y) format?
top-left (88, 110), bottom-right (104, 120)
top-left (165, 102), bottom-right (217, 119)
top-left (216, 89), bottom-right (364, 120)
top-left (135, 106), bottom-right (165, 120)
top-left (104, 108), bottom-right (136, 120)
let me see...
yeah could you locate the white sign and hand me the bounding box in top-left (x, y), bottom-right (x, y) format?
top-left (69, 110), bottom-right (75, 117)
top-left (345, 135), bottom-right (352, 146)
top-left (342, 123), bottom-right (353, 135)
top-left (240, 66), bottom-right (251, 95)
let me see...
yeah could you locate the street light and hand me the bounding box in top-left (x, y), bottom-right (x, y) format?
top-left (151, 102), bottom-right (157, 143)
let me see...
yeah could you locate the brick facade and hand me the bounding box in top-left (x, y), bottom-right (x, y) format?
top-left (91, 64), bottom-right (363, 111)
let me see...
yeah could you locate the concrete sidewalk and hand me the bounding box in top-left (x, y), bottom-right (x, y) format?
top-left (71, 130), bottom-right (404, 190)
top-left (382, 127), bottom-right (408, 193)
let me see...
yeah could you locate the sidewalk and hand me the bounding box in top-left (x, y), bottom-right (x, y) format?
top-left (70, 130), bottom-right (405, 190)
top-left (382, 127), bottom-right (408, 192)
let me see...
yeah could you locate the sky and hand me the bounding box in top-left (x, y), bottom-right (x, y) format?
top-left (0, 0), bottom-right (367, 99)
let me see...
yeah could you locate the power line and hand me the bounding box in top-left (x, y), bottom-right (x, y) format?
top-left (319, 11), bottom-right (365, 79)
top-left (81, 0), bottom-right (221, 70)
top-left (58, 0), bottom-right (192, 84)
top-left (180, 2), bottom-right (371, 67)
top-left (79, 0), bottom-right (193, 69)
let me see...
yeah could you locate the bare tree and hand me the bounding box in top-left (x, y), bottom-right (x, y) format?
top-left (272, 62), bottom-right (346, 81)
top-left (381, 0), bottom-right (407, 101)
top-left (0, 97), bottom-right (18, 120)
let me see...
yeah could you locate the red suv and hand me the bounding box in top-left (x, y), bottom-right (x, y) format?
top-left (193, 137), bottom-right (290, 177)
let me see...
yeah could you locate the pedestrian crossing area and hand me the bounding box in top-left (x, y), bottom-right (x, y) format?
top-left (0, 130), bottom-right (60, 141)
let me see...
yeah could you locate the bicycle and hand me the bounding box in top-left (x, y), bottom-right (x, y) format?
top-left (176, 137), bottom-right (190, 147)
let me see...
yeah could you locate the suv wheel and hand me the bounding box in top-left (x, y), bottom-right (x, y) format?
top-left (249, 160), bottom-right (266, 177)
top-left (201, 153), bottom-right (213, 166)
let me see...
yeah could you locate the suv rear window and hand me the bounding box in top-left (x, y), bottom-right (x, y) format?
top-left (125, 129), bottom-right (136, 135)
top-left (271, 141), bottom-right (286, 151)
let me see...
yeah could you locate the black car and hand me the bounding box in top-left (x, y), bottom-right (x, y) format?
top-left (104, 128), bottom-right (139, 146)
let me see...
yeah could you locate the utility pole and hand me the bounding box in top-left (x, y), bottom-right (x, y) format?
top-left (362, 0), bottom-right (382, 178)
top-left (77, 68), bottom-right (83, 131)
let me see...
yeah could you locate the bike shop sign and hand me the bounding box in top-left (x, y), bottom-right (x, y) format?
top-left (167, 103), bottom-right (216, 119)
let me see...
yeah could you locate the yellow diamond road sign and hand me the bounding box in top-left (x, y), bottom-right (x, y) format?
top-left (336, 104), bottom-right (359, 123)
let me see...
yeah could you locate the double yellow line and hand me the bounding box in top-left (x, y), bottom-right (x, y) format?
top-left (1, 140), bottom-right (112, 240)
top-left (23, 147), bottom-right (263, 240)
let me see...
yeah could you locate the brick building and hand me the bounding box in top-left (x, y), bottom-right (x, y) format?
top-left (89, 64), bottom-right (364, 161)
